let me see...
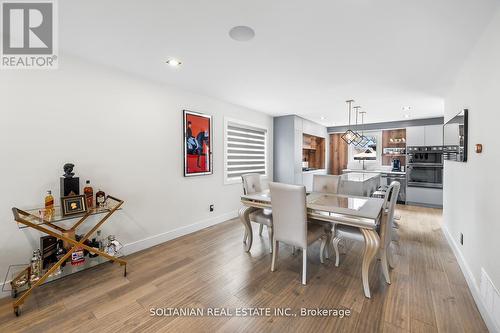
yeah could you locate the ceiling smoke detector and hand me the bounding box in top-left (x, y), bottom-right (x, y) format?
top-left (166, 59), bottom-right (182, 67)
top-left (229, 26), bottom-right (255, 42)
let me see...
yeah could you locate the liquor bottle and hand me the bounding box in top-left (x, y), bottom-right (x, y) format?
top-left (82, 238), bottom-right (92, 257)
top-left (96, 189), bottom-right (106, 208)
top-left (96, 230), bottom-right (104, 252)
top-left (83, 180), bottom-right (94, 209)
top-left (55, 240), bottom-right (67, 268)
top-left (44, 190), bottom-right (54, 218)
top-left (88, 238), bottom-right (99, 258)
top-left (30, 250), bottom-right (42, 282)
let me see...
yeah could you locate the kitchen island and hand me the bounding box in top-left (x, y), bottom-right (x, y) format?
top-left (339, 172), bottom-right (381, 197)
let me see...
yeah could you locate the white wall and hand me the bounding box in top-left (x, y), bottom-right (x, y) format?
top-left (0, 55), bottom-right (273, 292)
top-left (443, 6), bottom-right (500, 331)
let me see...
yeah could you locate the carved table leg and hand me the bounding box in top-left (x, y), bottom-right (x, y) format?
top-left (360, 228), bottom-right (381, 298)
top-left (239, 206), bottom-right (257, 252)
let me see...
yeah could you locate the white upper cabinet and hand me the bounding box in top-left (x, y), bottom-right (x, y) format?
top-left (424, 125), bottom-right (443, 146)
top-left (406, 125), bottom-right (443, 146)
top-left (302, 119), bottom-right (326, 138)
top-left (406, 126), bottom-right (425, 146)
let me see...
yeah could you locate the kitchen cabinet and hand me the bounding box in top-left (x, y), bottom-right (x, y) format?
top-left (406, 126), bottom-right (425, 146)
top-left (274, 115), bottom-right (328, 185)
top-left (407, 187), bottom-right (443, 207)
top-left (406, 125), bottom-right (443, 146)
top-left (424, 125), bottom-right (443, 146)
top-left (274, 116), bottom-right (296, 184)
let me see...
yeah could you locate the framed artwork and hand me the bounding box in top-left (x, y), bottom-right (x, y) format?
top-left (61, 195), bottom-right (87, 217)
top-left (183, 110), bottom-right (213, 177)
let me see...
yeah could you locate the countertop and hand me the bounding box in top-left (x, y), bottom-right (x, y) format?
top-left (302, 168), bottom-right (326, 174)
top-left (340, 172), bottom-right (381, 182)
top-left (342, 169), bottom-right (406, 176)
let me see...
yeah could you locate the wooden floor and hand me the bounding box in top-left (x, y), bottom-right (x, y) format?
top-left (0, 205), bottom-right (487, 332)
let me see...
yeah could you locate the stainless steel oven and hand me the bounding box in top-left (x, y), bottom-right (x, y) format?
top-left (407, 146), bottom-right (443, 189)
top-left (407, 146), bottom-right (443, 164)
top-left (407, 164), bottom-right (443, 188)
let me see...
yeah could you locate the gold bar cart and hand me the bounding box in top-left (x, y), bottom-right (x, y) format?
top-left (10, 195), bottom-right (127, 316)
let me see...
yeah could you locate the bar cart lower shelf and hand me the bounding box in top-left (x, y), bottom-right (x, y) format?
top-left (9, 195), bottom-right (127, 316)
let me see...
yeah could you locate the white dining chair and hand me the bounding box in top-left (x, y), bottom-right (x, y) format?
top-left (372, 185), bottom-right (401, 242)
top-left (312, 174), bottom-right (341, 194)
top-left (310, 174), bottom-right (341, 257)
top-left (332, 181), bottom-right (400, 295)
top-left (241, 173), bottom-right (274, 253)
top-left (269, 182), bottom-right (329, 285)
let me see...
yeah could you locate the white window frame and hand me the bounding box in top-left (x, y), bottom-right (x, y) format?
top-left (348, 130), bottom-right (382, 166)
top-left (224, 117), bottom-right (269, 185)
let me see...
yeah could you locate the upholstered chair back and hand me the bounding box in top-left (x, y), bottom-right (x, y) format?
top-left (242, 173), bottom-right (263, 195)
top-left (269, 182), bottom-right (308, 248)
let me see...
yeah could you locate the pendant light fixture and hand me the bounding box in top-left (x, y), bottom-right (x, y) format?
top-left (353, 110), bottom-right (376, 161)
top-left (358, 111), bottom-right (370, 147)
top-left (341, 100), bottom-right (358, 144)
top-left (352, 106), bottom-right (364, 146)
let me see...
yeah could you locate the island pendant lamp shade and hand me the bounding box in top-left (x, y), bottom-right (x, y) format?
top-left (341, 100), bottom-right (359, 145)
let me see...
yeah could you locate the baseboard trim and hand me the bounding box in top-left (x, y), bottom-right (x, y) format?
top-left (122, 210), bottom-right (239, 256)
top-left (0, 210), bottom-right (239, 300)
top-left (406, 201), bottom-right (443, 209)
top-left (442, 224), bottom-right (500, 333)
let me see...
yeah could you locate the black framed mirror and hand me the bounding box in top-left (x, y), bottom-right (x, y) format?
top-left (443, 109), bottom-right (468, 162)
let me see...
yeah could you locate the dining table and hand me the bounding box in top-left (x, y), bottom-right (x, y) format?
top-left (239, 190), bottom-right (385, 298)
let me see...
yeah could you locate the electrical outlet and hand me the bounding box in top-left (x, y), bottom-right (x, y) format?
top-left (210, 204), bottom-right (214, 212)
top-left (460, 233), bottom-right (464, 245)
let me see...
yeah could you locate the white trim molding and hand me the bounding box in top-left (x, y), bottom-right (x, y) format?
top-left (0, 211), bottom-right (239, 300)
top-left (442, 224), bottom-right (500, 333)
top-left (122, 210), bottom-right (238, 255)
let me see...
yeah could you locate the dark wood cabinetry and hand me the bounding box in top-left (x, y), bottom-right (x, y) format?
top-left (382, 128), bottom-right (406, 166)
top-left (329, 133), bottom-right (348, 175)
top-left (302, 134), bottom-right (325, 169)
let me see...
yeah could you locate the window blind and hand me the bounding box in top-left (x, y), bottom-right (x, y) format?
top-left (225, 122), bottom-right (267, 181)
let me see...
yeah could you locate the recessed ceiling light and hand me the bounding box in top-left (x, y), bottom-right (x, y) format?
top-left (166, 59), bottom-right (182, 67)
top-left (320, 116), bottom-right (326, 120)
top-left (229, 26), bottom-right (255, 42)
top-left (404, 114), bottom-right (411, 119)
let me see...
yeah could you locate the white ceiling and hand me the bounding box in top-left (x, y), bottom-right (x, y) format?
top-left (60, 0), bottom-right (499, 126)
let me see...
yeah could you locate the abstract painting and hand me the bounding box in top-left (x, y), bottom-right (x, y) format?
top-left (183, 110), bottom-right (213, 176)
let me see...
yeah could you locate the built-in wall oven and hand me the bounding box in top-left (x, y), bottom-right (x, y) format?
top-left (406, 146), bottom-right (443, 188)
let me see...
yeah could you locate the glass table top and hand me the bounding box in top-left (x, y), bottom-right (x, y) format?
top-left (307, 195), bottom-right (367, 211)
top-left (15, 197), bottom-right (122, 229)
top-left (241, 191), bottom-right (384, 220)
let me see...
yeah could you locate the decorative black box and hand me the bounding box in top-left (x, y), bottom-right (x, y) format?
top-left (40, 236), bottom-right (58, 269)
top-left (60, 177), bottom-right (79, 197)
